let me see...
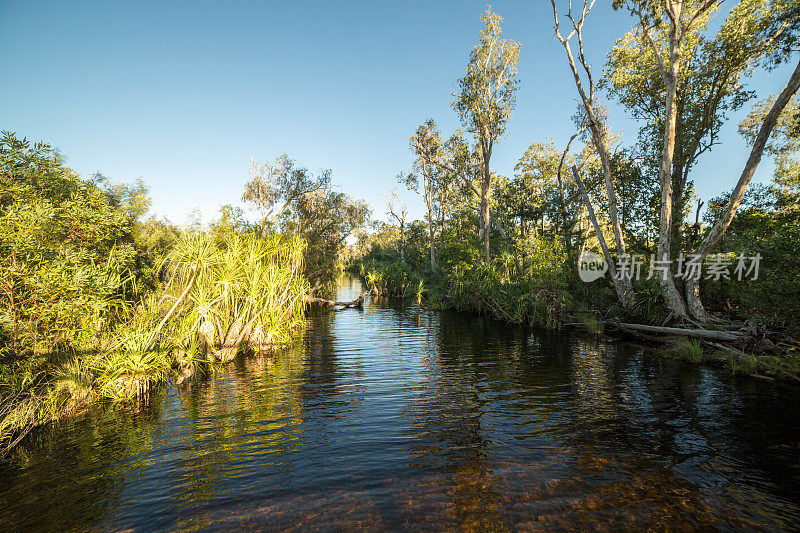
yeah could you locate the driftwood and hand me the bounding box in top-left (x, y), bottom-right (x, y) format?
top-left (304, 293), bottom-right (365, 310)
top-left (614, 323), bottom-right (743, 342)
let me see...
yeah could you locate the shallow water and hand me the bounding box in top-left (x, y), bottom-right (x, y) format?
top-left (2, 276), bottom-right (799, 531)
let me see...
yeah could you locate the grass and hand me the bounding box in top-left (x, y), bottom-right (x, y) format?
top-left (728, 353), bottom-right (759, 375)
top-left (580, 315), bottom-right (604, 336)
top-left (671, 338), bottom-right (706, 363)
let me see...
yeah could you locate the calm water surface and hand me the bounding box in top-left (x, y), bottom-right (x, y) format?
top-left (2, 277), bottom-right (800, 531)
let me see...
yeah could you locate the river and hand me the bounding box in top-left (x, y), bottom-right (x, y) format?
top-left (1, 276), bottom-right (799, 531)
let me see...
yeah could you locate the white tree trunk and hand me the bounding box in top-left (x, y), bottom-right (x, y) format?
top-left (686, 58), bottom-right (800, 320)
top-left (481, 143), bottom-right (492, 262)
top-left (573, 166), bottom-right (635, 310)
top-left (655, 14), bottom-right (690, 319)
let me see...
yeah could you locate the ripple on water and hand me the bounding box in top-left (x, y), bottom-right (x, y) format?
top-left (1, 276), bottom-right (800, 531)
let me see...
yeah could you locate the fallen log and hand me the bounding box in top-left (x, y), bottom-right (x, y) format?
top-left (612, 323), bottom-right (666, 342)
top-left (704, 341), bottom-right (800, 385)
top-left (614, 323), bottom-right (743, 342)
top-left (304, 293), bottom-right (365, 310)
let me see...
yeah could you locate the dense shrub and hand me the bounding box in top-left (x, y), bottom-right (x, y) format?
top-left (0, 132), bottom-right (141, 357)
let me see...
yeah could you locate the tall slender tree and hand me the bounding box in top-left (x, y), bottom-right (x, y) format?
top-left (551, 0), bottom-right (635, 310)
top-left (453, 8), bottom-right (520, 261)
top-left (407, 119), bottom-right (451, 270)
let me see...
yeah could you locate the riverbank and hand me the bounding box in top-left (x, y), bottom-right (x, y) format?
top-left (353, 259), bottom-right (800, 383)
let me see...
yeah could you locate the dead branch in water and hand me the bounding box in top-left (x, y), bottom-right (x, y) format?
top-left (598, 320), bottom-right (800, 383)
top-left (304, 293), bottom-right (365, 310)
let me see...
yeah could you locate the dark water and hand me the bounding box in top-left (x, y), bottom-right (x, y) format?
top-left (2, 277), bottom-right (800, 532)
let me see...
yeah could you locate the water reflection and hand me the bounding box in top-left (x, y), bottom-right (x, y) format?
top-left (1, 276), bottom-right (799, 531)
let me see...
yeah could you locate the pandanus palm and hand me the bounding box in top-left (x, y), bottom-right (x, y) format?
top-left (101, 231), bottom-right (308, 397)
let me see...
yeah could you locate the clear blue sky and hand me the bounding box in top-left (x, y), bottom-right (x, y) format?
top-left (0, 0), bottom-right (792, 224)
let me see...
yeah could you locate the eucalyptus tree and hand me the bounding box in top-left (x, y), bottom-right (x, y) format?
top-left (551, 0), bottom-right (635, 310)
top-left (406, 119), bottom-right (460, 270)
top-left (616, 0), bottom-right (721, 318)
top-left (606, 0), bottom-right (798, 319)
top-left (407, 125), bottom-right (482, 240)
top-left (553, 0), bottom-right (799, 319)
top-left (453, 8), bottom-right (520, 261)
top-left (610, 0), bottom-right (800, 319)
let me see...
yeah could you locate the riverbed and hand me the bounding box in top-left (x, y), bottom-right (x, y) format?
top-left (1, 276), bottom-right (799, 531)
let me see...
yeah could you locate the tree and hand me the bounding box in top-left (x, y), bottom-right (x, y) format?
top-left (611, 0), bottom-right (800, 320)
top-left (512, 142), bottom-right (563, 239)
top-left (284, 188), bottom-right (370, 292)
top-left (686, 59), bottom-right (800, 320)
top-left (209, 204), bottom-right (250, 242)
top-left (243, 155), bottom-right (369, 293)
top-left (242, 155), bottom-right (329, 236)
top-left (453, 8), bottom-right (520, 261)
top-left (0, 132), bottom-right (142, 356)
top-left (620, 0), bottom-right (722, 317)
top-left (406, 119), bottom-right (458, 270)
top-left (607, 0), bottom-right (797, 318)
top-left (739, 93), bottom-right (800, 212)
top-left (551, 0), bottom-right (635, 310)
top-left (383, 189), bottom-right (409, 261)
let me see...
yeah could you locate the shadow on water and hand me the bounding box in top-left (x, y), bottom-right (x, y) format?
top-left (1, 275), bottom-right (799, 531)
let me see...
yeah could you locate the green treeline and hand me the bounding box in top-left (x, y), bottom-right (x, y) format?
top-left (351, 3), bottom-right (800, 336)
top-left (0, 132), bottom-right (367, 450)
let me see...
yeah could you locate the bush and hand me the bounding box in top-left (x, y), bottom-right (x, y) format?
top-left (0, 132), bottom-right (141, 357)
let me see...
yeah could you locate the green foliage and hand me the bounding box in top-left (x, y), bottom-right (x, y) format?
top-left (118, 231), bottom-right (308, 359)
top-left (241, 155), bottom-right (369, 295)
top-left (435, 241), bottom-right (571, 327)
top-left (286, 189), bottom-right (370, 293)
top-left (353, 225), bottom-right (572, 328)
top-left (242, 154), bottom-right (330, 235)
top-left (0, 133), bottom-right (315, 450)
top-left (581, 314), bottom-right (604, 336)
top-left (0, 132), bottom-right (141, 357)
top-left (699, 181), bottom-right (800, 333)
top-left (1, 230), bottom-right (309, 451)
top-left (362, 260), bottom-right (424, 298)
top-left (452, 9), bottom-right (520, 143)
top-left (606, 0), bottom-right (800, 258)
top-left (729, 352), bottom-right (761, 375)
